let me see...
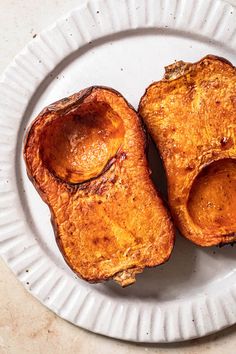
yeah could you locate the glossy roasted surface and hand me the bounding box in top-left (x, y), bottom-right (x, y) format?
top-left (139, 55), bottom-right (236, 246)
top-left (24, 87), bottom-right (174, 286)
top-left (41, 101), bottom-right (125, 184)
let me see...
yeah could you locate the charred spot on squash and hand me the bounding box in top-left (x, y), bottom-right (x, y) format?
top-left (220, 136), bottom-right (233, 149)
top-left (187, 159), bottom-right (236, 231)
top-left (40, 102), bottom-right (125, 184)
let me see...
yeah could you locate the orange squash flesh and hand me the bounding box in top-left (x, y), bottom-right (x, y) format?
top-left (24, 87), bottom-right (174, 286)
top-left (139, 55), bottom-right (236, 247)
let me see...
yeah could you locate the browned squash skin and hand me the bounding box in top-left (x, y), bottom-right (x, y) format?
top-left (24, 87), bottom-right (174, 286)
top-left (139, 55), bottom-right (236, 247)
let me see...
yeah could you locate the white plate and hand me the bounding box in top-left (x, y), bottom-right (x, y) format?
top-left (0, 0), bottom-right (236, 343)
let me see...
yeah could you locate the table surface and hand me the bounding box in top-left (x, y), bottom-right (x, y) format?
top-left (1, 0), bottom-right (236, 353)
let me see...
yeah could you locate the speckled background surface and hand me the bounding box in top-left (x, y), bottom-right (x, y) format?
top-left (1, 0), bottom-right (236, 353)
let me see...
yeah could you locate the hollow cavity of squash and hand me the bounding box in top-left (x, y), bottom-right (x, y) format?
top-left (187, 159), bottom-right (236, 232)
top-left (41, 102), bottom-right (125, 184)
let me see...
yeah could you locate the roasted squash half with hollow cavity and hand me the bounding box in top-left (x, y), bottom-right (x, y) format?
top-left (139, 55), bottom-right (236, 247)
top-left (24, 87), bottom-right (174, 286)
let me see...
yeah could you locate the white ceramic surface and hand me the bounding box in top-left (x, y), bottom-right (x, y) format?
top-left (0, 0), bottom-right (236, 343)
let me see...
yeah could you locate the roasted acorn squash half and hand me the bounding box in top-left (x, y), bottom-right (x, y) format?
top-left (139, 55), bottom-right (236, 247)
top-left (24, 87), bottom-right (174, 286)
